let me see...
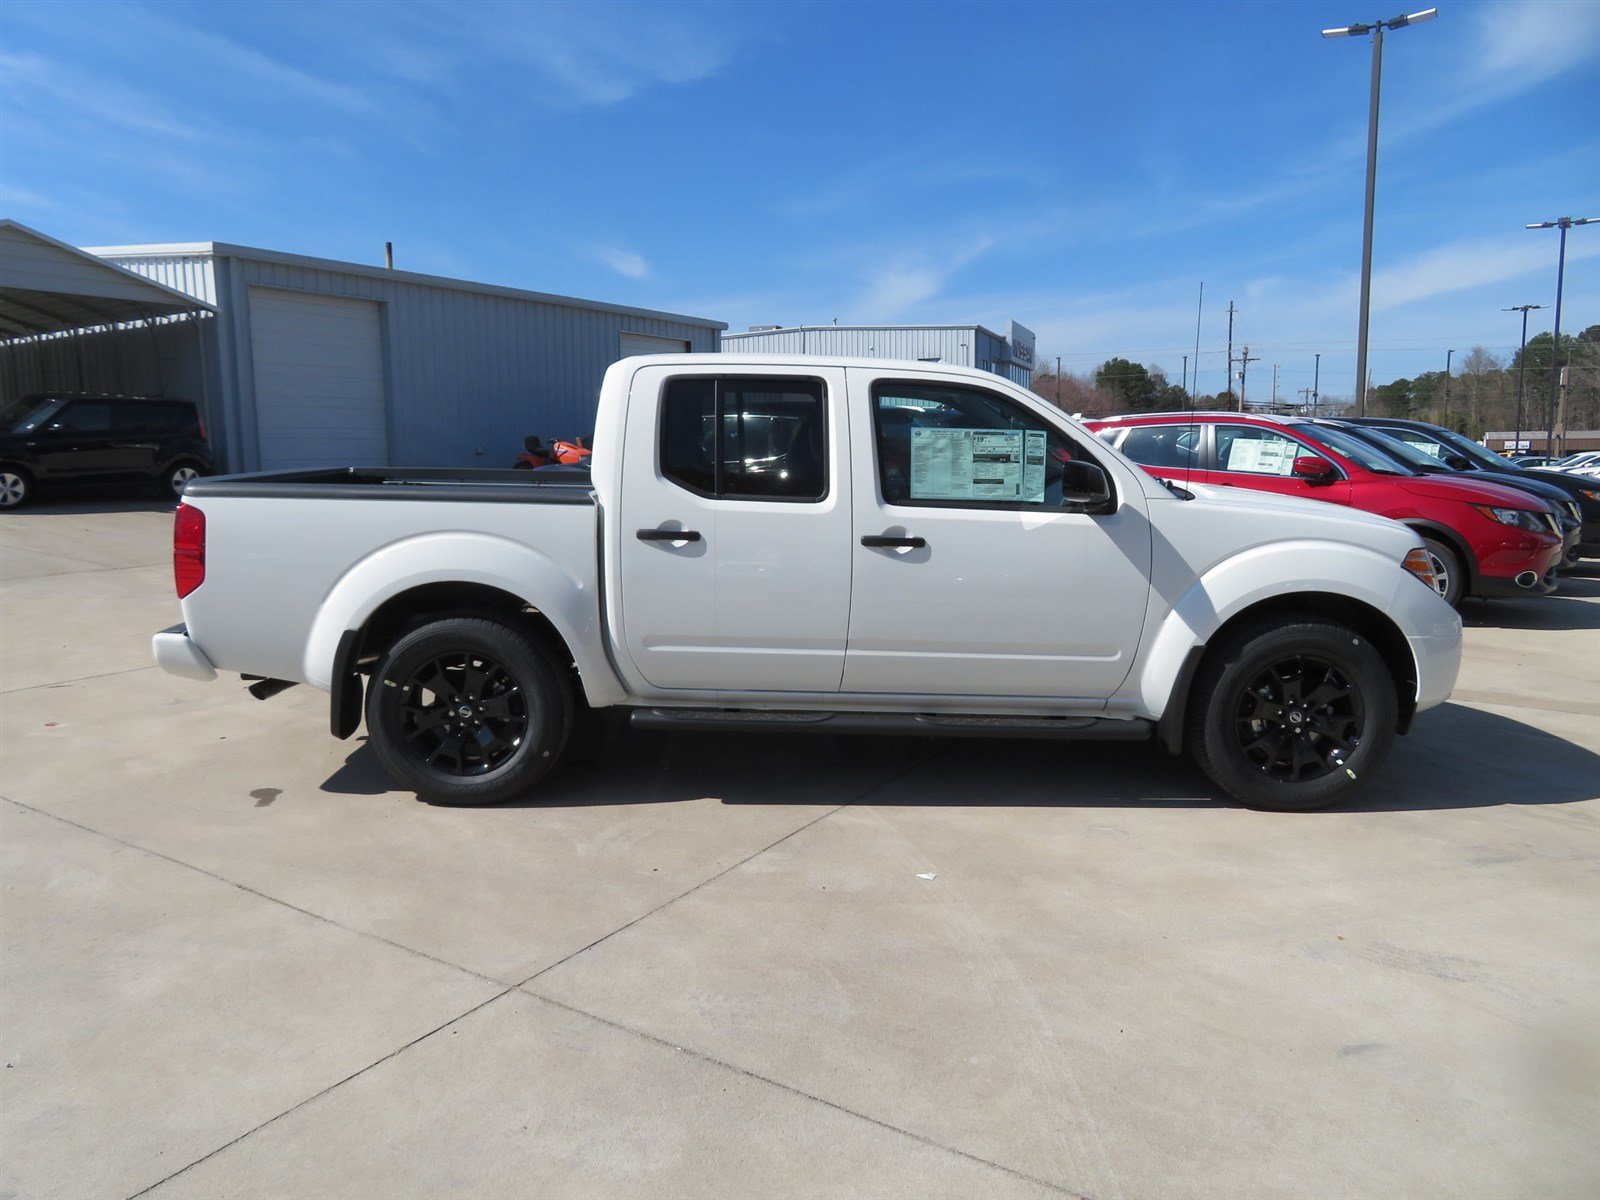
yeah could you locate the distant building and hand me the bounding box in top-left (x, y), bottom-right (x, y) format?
top-left (0, 220), bottom-right (724, 472)
top-left (721, 320), bottom-right (1035, 387)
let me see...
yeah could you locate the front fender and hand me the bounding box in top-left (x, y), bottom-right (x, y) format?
top-left (301, 531), bottom-right (620, 703)
top-left (1136, 539), bottom-right (1418, 719)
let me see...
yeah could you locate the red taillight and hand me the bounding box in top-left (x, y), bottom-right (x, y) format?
top-left (174, 503), bottom-right (205, 598)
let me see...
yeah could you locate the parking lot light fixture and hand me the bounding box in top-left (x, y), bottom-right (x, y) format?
top-left (1322, 8), bottom-right (1439, 416)
top-left (1527, 217), bottom-right (1597, 455)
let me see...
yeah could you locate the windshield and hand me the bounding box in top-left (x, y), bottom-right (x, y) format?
top-left (1297, 422), bottom-right (1406, 474)
top-left (1326, 424), bottom-right (1444, 473)
top-left (2, 397), bottom-right (67, 435)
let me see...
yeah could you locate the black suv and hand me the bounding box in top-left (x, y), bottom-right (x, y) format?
top-left (0, 394), bottom-right (213, 509)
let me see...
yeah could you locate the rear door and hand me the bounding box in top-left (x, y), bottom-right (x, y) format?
top-left (35, 401), bottom-right (120, 477)
top-left (615, 364), bottom-right (853, 694)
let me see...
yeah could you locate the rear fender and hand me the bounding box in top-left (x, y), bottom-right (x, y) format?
top-left (302, 531), bottom-right (624, 705)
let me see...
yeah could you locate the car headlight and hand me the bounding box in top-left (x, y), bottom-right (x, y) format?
top-left (1471, 505), bottom-right (1548, 532)
top-left (1580, 489), bottom-right (1600, 504)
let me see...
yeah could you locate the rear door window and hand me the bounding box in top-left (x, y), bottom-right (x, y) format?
top-left (660, 376), bottom-right (826, 502)
top-left (50, 403), bottom-right (115, 434)
top-left (1118, 424), bottom-right (1200, 470)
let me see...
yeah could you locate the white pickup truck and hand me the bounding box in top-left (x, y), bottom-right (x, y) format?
top-left (153, 355), bottom-right (1461, 811)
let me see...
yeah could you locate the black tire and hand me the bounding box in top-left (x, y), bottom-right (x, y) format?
top-left (0, 467), bottom-right (31, 510)
top-left (1421, 536), bottom-right (1464, 608)
top-left (164, 460), bottom-right (206, 499)
top-left (365, 616), bottom-right (573, 806)
top-left (1187, 617), bottom-right (1398, 812)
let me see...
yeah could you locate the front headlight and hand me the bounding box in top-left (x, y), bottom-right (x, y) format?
top-left (1471, 505), bottom-right (1547, 532)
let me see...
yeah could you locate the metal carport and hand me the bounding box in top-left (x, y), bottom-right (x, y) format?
top-left (0, 219), bottom-right (215, 412)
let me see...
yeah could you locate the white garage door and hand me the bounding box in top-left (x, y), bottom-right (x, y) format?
top-left (249, 288), bottom-right (388, 469)
top-left (619, 331), bottom-right (690, 359)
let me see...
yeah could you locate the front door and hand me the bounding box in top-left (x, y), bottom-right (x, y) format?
top-left (842, 371), bottom-right (1152, 701)
top-left (1203, 424), bottom-right (1353, 505)
top-left (615, 365), bottom-right (853, 694)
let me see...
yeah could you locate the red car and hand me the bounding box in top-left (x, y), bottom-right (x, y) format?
top-left (1089, 412), bottom-right (1563, 607)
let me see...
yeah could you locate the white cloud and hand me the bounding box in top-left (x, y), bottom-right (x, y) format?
top-left (1477, 0), bottom-right (1600, 81)
top-left (852, 236), bottom-right (997, 321)
top-left (595, 247), bottom-right (650, 279)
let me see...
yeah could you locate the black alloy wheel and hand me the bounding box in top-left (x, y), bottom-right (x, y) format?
top-left (1188, 616), bottom-right (1397, 811)
top-left (398, 651), bottom-right (529, 776)
top-left (366, 615), bottom-right (572, 805)
top-left (1233, 655), bottom-right (1364, 783)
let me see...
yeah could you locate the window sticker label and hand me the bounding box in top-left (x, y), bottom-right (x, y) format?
top-left (1226, 436), bottom-right (1295, 476)
top-left (909, 427), bottom-right (1045, 503)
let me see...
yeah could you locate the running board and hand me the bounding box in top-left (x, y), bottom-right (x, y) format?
top-left (629, 708), bottom-right (1152, 742)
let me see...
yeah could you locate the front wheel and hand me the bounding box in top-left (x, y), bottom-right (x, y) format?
top-left (365, 616), bottom-right (573, 805)
top-left (1421, 536), bottom-right (1464, 608)
top-left (1187, 617), bottom-right (1398, 812)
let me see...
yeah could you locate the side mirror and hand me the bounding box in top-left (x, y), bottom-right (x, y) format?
top-left (1445, 454), bottom-right (1472, 470)
top-left (1292, 455), bottom-right (1337, 484)
top-left (1061, 459), bottom-right (1113, 510)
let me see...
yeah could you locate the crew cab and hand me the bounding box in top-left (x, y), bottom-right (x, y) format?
top-left (1090, 411), bottom-right (1564, 607)
top-left (153, 357), bottom-right (1461, 812)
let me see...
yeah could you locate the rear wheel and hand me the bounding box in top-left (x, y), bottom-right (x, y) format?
top-left (1421, 537), bottom-right (1464, 607)
top-left (0, 468), bottom-right (30, 510)
top-left (365, 616), bottom-right (572, 805)
top-left (1188, 617), bottom-right (1398, 811)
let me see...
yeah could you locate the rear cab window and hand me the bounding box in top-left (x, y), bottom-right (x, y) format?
top-left (660, 376), bottom-right (827, 502)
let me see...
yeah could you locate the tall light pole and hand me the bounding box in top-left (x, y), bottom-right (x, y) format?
top-left (1527, 217), bottom-right (1596, 455)
top-left (1322, 8), bottom-right (1438, 416)
top-left (1443, 347), bottom-right (1453, 425)
top-left (1503, 304), bottom-right (1545, 456)
top-left (1313, 352), bottom-right (1321, 414)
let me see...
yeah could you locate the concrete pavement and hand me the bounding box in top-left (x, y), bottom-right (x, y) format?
top-left (3, 498), bottom-right (1597, 1199)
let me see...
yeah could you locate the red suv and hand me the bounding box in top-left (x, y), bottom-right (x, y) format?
top-left (1089, 412), bottom-right (1562, 607)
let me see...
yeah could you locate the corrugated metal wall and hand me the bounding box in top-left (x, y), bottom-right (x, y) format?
top-left (723, 326), bottom-right (981, 366)
top-left (110, 249), bottom-right (721, 471)
top-left (0, 314), bottom-right (211, 411)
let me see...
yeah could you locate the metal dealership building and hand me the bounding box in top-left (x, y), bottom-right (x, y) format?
top-left (721, 321), bottom-right (1037, 387)
top-left (0, 220), bottom-right (724, 472)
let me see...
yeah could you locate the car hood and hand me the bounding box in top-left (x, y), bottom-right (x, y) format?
top-left (1182, 480), bottom-right (1413, 537)
top-left (1395, 474), bottom-right (1551, 510)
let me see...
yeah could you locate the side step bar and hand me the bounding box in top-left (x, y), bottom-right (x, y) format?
top-left (629, 708), bottom-right (1152, 742)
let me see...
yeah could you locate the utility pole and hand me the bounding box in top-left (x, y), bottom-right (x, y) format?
top-left (1313, 353), bottom-right (1321, 414)
top-left (1503, 304), bottom-right (1546, 456)
top-left (1193, 282), bottom-right (1205, 402)
top-left (1527, 216), bottom-right (1596, 456)
top-left (1271, 363), bottom-right (1280, 408)
top-left (1443, 348), bottom-right (1453, 424)
top-left (1299, 386), bottom-right (1314, 413)
top-left (1226, 301), bottom-right (1237, 408)
top-left (1055, 355), bottom-right (1062, 408)
top-left (1182, 354), bottom-right (1189, 403)
top-left (1237, 346), bottom-right (1260, 410)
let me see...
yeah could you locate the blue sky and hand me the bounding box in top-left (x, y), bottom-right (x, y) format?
top-left (3, 0), bottom-right (1596, 401)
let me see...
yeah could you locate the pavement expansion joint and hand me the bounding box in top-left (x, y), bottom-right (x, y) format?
top-left (520, 989), bottom-right (1089, 1200)
top-left (0, 663), bottom-right (162, 696)
top-left (2, 795), bottom-right (504, 986)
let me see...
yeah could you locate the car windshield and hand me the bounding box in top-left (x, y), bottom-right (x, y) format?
top-left (2, 397), bottom-right (67, 434)
top-left (1297, 422), bottom-right (1406, 474)
top-left (1329, 424), bottom-right (1445, 473)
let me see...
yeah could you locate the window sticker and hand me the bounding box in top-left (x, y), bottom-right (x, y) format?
top-left (909, 427), bottom-right (1045, 503)
top-left (1226, 436), bottom-right (1296, 476)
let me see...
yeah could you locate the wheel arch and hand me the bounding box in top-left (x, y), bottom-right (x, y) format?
top-left (1156, 591), bottom-right (1417, 755)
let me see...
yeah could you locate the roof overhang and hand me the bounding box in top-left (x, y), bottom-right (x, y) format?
top-left (0, 219), bottom-right (214, 339)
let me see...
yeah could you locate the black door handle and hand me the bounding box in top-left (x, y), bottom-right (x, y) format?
top-left (637, 528), bottom-right (701, 542)
top-left (861, 534), bottom-right (926, 549)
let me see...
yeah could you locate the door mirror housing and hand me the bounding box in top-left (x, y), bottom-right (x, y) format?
top-left (1061, 459), bottom-right (1113, 511)
top-left (1292, 455), bottom-right (1337, 484)
top-left (1444, 454), bottom-right (1472, 470)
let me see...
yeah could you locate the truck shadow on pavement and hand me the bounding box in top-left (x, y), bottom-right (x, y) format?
top-left (320, 701), bottom-right (1598, 814)
top-left (3, 491), bottom-right (175, 516)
